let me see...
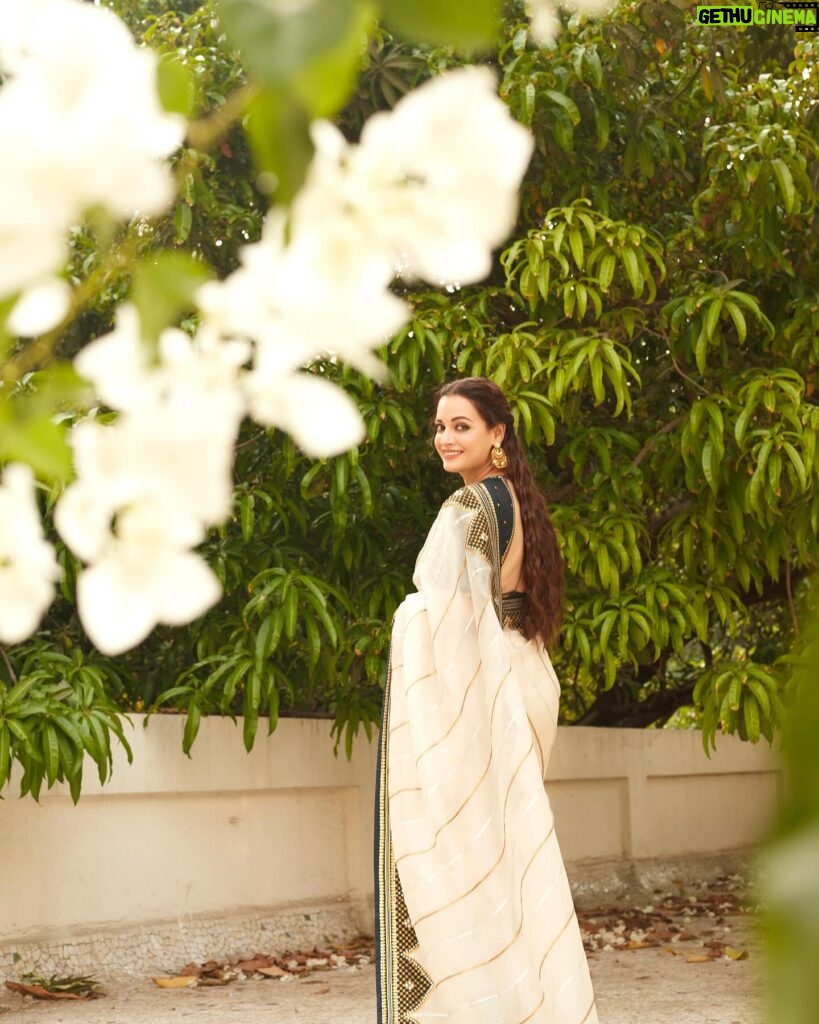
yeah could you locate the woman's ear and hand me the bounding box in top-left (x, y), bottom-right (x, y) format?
top-left (493, 427), bottom-right (505, 447)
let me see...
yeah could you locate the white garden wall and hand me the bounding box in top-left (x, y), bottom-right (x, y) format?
top-left (0, 715), bottom-right (783, 973)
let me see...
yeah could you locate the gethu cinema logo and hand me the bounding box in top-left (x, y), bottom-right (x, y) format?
top-left (695, 2), bottom-right (819, 27)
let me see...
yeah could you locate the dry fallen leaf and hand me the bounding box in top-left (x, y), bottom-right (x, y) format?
top-left (5, 981), bottom-right (87, 1001)
top-left (685, 954), bottom-right (713, 963)
top-left (257, 966), bottom-right (288, 978)
top-left (724, 947), bottom-right (749, 960)
top-left (152, 976), bottom-right (198, 989)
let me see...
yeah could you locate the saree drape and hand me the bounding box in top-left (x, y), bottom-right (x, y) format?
top-left (375, 480), bottom-right (599, 1024)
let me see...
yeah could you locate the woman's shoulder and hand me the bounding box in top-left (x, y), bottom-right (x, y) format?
top-left (441, 477), bottom-right (515, 521)
top-left (445, 476), bottom-right (511, 505)
top-left (442, 480), bottom-right (489, 511)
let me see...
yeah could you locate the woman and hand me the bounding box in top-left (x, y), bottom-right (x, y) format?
top-left (375, 377), bottom-right (599, 1024)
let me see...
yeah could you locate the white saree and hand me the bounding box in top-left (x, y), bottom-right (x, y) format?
top-left (375, 478), bottom-right (598, 1024)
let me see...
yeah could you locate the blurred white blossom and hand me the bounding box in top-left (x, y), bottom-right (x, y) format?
top-left (56, 309), bottom-right (250, 652)
top-left (0, 0), bottom-right (184, 298)
top-left (67, 497), bottom-right (221, 656)
top-left (526, 0), bottom-right (562, 45)
top-left (6, 278), bottom-right (71, 337)
top-left (526, 0), bottom-right (615, 47)
top-left (0, 464), bottom-right (61, 644)
top-left (304, 67), bottom-right (534, 285)
top-left (199, 67), bottom-right (533, 461)
top-left (243, 367), bottom-right (366, 458)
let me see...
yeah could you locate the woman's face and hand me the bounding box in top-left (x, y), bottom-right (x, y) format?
top-left (434, 394), bottom-right (504, 485)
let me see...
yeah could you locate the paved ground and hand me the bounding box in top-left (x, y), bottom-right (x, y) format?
top-left (0, 874), bottom-right (766, 1024)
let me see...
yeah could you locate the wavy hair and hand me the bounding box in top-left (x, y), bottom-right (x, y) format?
top-left (433, 377), bottom-right (565, 649)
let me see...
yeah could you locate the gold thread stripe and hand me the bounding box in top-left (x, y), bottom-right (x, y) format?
top-left (413, 662), bottom-right (481, 772)
top-left (426, 804), bottom-right (551, 981)
top-left (516, 992), bottom-right (544, 1024)
top-left (426, 810), bottom-right (554, 967)
top-left (578, 995), bottom-right (596, 1024)
top-left (395, 667), bottom-right (514, 866)
top-left (528, 715), bottom-right (545, 775)
top-left (476, 597), bottom-right (492, 634)
top-left (405, 670), bottom-right (436, 700)
top-left (403, 677), bottom-right (526, 918)
top-left (389, 784), bottom-right (421, 799)
top-left (431, 555), bottom-right (467, 643)
top-left (394, 606), bottom-right (427, 644)
top-left (536, 907), bottom-right (577, 982)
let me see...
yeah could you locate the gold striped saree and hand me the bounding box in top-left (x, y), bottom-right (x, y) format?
top-left (375, 479), bottom-right (598, 1024)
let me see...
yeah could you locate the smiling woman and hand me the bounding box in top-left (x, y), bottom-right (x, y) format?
top-left (375, 378), bottom-right (598, 1024)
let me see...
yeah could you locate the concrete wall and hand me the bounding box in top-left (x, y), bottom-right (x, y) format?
top-left (0, 715), bottom-right (783, 966)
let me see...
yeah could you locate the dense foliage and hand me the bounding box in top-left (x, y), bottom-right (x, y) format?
top-left (1, 0), bottom-right (817, 800)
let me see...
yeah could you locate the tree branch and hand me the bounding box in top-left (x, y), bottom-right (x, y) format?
top-left (0, 645), bottom-right (18, 685)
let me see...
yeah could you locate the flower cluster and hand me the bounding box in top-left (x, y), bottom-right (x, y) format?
top-left (525, 0), bottom-right (614, 46)
top-left (0, 465), bottom-right (61, 645)
top-left (0, 0), bottom-right (184, 308)
top-left (0, 2), bottom-right (534, 654)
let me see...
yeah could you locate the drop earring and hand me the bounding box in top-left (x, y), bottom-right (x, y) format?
top-left (491, 444), bottom-right (508, 470)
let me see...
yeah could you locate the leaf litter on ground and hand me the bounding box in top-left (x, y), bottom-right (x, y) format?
top-left (152, 935), bottom-right (374, 989)
top-left (5, 973), bottom-right (105, 1000)
top-left (577, 871), bottom-right (755, 962)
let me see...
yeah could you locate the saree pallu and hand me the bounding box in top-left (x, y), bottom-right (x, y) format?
top-left (375, 482), bottom-right (599, 1024)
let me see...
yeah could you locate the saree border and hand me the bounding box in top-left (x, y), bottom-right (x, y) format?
top-left (375, 653), bottom-right (433, 1023)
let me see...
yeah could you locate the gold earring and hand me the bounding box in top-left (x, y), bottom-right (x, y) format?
top-left (491, 444), bottom-right (508, 469)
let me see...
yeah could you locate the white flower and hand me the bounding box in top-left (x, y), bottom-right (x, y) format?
top-left (242, 367), bottom-right (366, 457)
top-left (306, 67), bottom-right (534, 285)
top-left (0, 0), bottom-right (185, 299)
top-left (526, 0), bottom-right (562, 45)
top-left (197, 210), bottom-right (408, 380)
top-left (71, 498), bottom-right (221, 656)
top-left (0, 464), bottom-right (61, 644)
top-left (5, 277), bottom-right (72, 337)
top-left (57, 309), bottom-right (250, 653)
top-left (526, 0), bottom-right (614, 47)
top-left (73, 308), bottom-right (248, 526)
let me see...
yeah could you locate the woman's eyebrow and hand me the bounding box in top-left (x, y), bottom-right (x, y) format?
top-left (435, 416), bottom-right (472, 424)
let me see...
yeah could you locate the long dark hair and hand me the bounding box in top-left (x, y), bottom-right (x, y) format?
top-left (434, 377), bottom-right (565, 649)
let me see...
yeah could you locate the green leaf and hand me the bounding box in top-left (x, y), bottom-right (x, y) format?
top-left (245, 89), bottom-right (313, 203)
top-left (157, 53), bottom-right (197, 117)
top-left (43, 723), bottom-right (60, 786)
top-left (380, 0), bottom-right (497, 48)
top-left (131, 252), bottom-right (213, 345)
top-left (183, 700), bottom-right (201, 756)
top-left (620, 247), bottom-right (642, 296)
top-left (254, 615), bottom-right (280, 665)
top-left (598, 253), bottom-right (615, 290)
top-left (544, 90), bottom-right (581, 126)
top-left (782, 442), bottom-right (807, 492)
top-left (0, 726), bottom-right (10, 789)
top-left (292, 1), bottom-right (375, 117)
top-left (217, 0), bottom-right (362, 84)
top-left (240, 493), bottom-right (256, 542)
top-left (173, 203), bottom-right (193, 245)
top-left (742, 693), bottom-right (760, 743)
top-left (283, 585), bottom-right (299, 640)
top-left (0, 409), bottom-right (72, 483)
top-left (771, 158), bottom-right (796, 214)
